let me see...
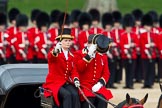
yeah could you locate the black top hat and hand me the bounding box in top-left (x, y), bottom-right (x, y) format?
top-left (78, 12), bottom-right (92, 30)
top-left (70, 9), bottom-right (81, 23)
top-left (56, 28), bottom-right (73, 41)
top-left (141, 14), bottom-right (153, 26)
top-left (112, 11), bottom-right (122, 23)
top-left (0, 12), bottom-right (7, 25)
top-left (148, 10), bottom-right (158, 23)
top-left (50, 9), bottom-right (61, 23)
top-left (8, 8), bottom-right (20, 23)
top-left (36, 12), bottom-right (50, 30)
top-left (122, 14), bottom-right (135, 28)
top-left (102, 12), bottom-right (114, 29)
top-left (132, 9), bottom-right (143, 21)
top-left (16, 14), bottom-right (28, 27)
top-left (159, 14), bottom-right (162, 28)
top-left (92, 34), bottom-right (112, 53)
top-left (58, 12), bottom-right (70, 28)
top-left (89, 8), bottom-right (100, 22)
top-left (30, 9), bottom-right (41, 22)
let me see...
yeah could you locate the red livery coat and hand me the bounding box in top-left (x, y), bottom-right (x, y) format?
top-left (74, 49), bottom-right (113, 101)
top-left (43, 50), bottom-right (79, 106)
top-left (140, 32), bottom-right (158, 59)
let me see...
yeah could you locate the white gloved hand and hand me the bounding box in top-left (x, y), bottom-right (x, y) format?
top-left (88, 44), bottom-right (97, 58)
top-left (92, 82), bottom-right (103, 92)
top-left (54, 42), bottom-right (62, 53)
top-left (74, 80), bottom-right (80, 88)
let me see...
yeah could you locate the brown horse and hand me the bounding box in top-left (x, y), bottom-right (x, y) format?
top-left (157, 83), bottom-right (162, 108)
top-left (115, 93), bottom-right (148, 108)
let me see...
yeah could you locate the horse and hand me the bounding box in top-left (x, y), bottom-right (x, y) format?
top-left (157, 83), bottom-right (162, 108)
top-left (115, 93), bottom-right (148, 108)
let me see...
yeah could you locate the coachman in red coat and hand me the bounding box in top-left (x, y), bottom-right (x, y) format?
top-left (43, 28), bottom-right (80, 108)
top-left (74, 34), bottom-right (113, 108)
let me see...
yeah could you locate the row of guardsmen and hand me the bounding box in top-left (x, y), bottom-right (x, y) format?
top-left (0, 8), bottom-right (162, 89)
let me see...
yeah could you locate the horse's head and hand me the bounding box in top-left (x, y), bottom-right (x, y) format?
top-left (116, 93), bottom-right (148, 108)
top-left (157, 82), bottom-right (162, 108)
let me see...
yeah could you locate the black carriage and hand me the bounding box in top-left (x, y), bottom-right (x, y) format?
top-left (0, 64), bottom-right (48, 108)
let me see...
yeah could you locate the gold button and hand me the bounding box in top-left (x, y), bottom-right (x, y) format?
top-left (95, 63), bottom-right (97, 66)
top-left (93, 79), bottom-right (95, 81)
top-left (67, 65), bottom-right (68, 67)
top-left (67, 68), bottom-right (68, 70)
top-left (66, 71), bottom-right (67, 73)
top-left (94, 75), bottom-right (95, 77)
top-left (94, 71), bottom-right (96, 73)
top-left (94, 67), bottom-right (96, 69)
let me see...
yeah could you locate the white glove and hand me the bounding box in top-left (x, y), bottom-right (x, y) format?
top-left (88, 44), bottom-right (97, 58)
top-left (54, 42), bottom-right (62, 53)
top-left (74, 80), bottom-right (80, 88)
top-left (92, 82), bottom-right (103, 92)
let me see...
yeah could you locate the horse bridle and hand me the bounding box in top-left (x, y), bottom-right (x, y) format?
top-left (123, 104), bottom-right (144, 108)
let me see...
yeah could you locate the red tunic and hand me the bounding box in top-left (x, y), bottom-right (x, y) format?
top-left (89, 27), bottom-right (103, 34)
top-left (43, 50), bottom-right (79, 106)
top-left (78, 30), bottom-right (91, 50)
top-left (74, 49), bottom-right (113, 101)
top-left (120, 32), bottom-right (139, 59)
top-left (140, 32), bottom-right (158, 59)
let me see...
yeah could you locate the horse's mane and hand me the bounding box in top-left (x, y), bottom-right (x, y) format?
top-left (116, 98), bottom-right (140, 108)
top-left (157, 94), bottom-right (162, 108)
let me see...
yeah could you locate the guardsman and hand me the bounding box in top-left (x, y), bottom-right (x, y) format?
top-left (48, 9), bottom-right (61, 51)
top-left (0, 12), bottom-right (7, 65)
top-left (111, 11), bottom-right (124, 84)
top-left (140, 13), bottom-right (158, 88)
top-left (14, 14), bottom-right (34, 63)
top-left (35, 12), bottom-right (50, 63)
top-left (70, 9), bottom-right (81, 51)
top-left (132, 9), bottom-right (144, 83)
top-left (120, 14), bottom-right (139, 89)
top-left (77, 12), bottom-right (92, 50)
top-left (101, 12), bottom-right (118, 89)
top-left (88, 8), bottom-right (103, 34)
top-left (157, 15), bottom-right (162, 81)
top-left (7, 8), bottom-right (20, 63)
top-left (43, 28), bottom-right (81, 108)
top-left (74, 34), bottom-right (113, 108)
top-left (28, 9), bottom-right (41, 63)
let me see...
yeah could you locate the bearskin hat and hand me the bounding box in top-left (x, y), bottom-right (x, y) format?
top-left (148, 10), bottom-right (158, 23)
top-left (132, 9), bottom-right (143, 21)
top-left (112, 11), bottom-right (122, 23)
top-left (102, 12), bottom-right (114, 29)
top-left (36, 12), bottom-right (50, 30)
top-left (89, 8), bottom-right (100, 22)
top-left (78, 12), bottom-right (92, 30)
top-left (50, 9), bottom-right (61, 23)
top-left (159, 14), bottom-right (162, 28)
top-left (58, 12), bottom-right (70, 28)
top-left (141, 13), bottom-right (153, 26)
top-left (30, 9), bottom-right (41, 22)
top-left (70, 9), bottom-right (81, 23)
top-left (122, 14), bottom-right (135, 28)
top-left (8, 8), bottom-right (20, 23)
top-left (0, 12), bottom-right (7, 25)
top-left (56, 28), bottom-right (73, 41)
top-left (16, 14), bottom-right (28, 27)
